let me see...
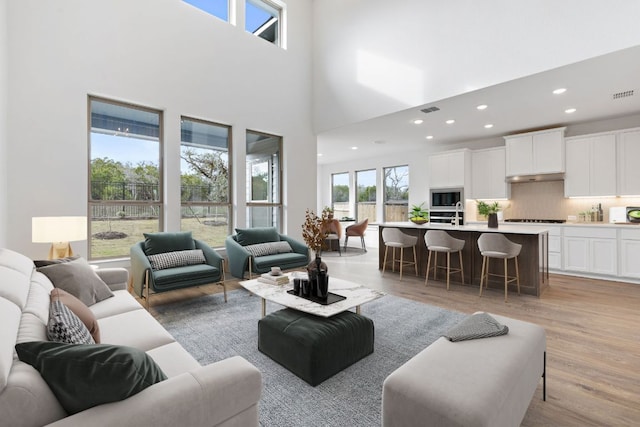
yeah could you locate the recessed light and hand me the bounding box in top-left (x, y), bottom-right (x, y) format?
top-left (425, 135), bottom-right (434, 140)
top-left (373, 140), bottom-right (386, 145)
top-left (565, 108), bottom-right (576, 114)
top-left (553, 88), bottom-right (567, 95)
top-left (477, 104), bottom-right (488, 110)
top-left (317, 153), bottom-right (323, 157)
top-left (446, 119), bottom-right (455, 124)
top-left (413, 119), bottom-right (424, 125)
top-left (484, 124), bottom-right (494, 129)
top-left (351, 146), bottom-right (358, 150)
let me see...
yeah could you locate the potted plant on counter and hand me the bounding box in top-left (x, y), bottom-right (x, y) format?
top-left (476, 200), bottom-right (501, 228)
top-left (409, 203), bottom-right (429, 224)
top-left (322, 206), bottom-right (334, 220)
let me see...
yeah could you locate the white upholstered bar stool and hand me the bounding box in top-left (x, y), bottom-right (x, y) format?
top-left (382, 228), bottom-right (418, 281)
top-left (477, 233), bottom-right (522, 302)
top-left (424, 230), bottom-right (465, 290)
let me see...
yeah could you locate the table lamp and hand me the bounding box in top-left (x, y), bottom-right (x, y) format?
top-left (32, 216), bottom-right (88, 259)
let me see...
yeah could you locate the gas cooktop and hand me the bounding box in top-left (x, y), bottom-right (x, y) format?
top-left (505, 219), bottom-right (566, 224)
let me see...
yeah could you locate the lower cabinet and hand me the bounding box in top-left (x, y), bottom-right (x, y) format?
top-left (547, 226), bottom-right (562, 270)
top-left (563, 227), bottom-right (617, 276)
top-left (620, 229), bottom-right (640, 279)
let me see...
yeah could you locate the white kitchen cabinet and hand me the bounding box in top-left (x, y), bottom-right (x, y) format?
top-left (620, 228), bottom-right (640, 278)
top-left (428, 149), bottom-right (470, 189)
top-left (617, 129), bottom-right (640, 196)
top-left (563, 227), bottom-right (617, 275)
top-left (564, 133), bottom-right (616, 197)
top-left (471, 147), bottom-right (509, 199)
top-left (547, 226), bottom-right (562, 270)
top-left (505, 127), bottom-right (565, 177)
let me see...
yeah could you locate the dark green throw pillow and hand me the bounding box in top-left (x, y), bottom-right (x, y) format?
top-left (235, 227), bottom-right (280, 246)
top-left (15, 341), bottom-right (167, 415)
top-left (143, 231), bottom-right (195, 255)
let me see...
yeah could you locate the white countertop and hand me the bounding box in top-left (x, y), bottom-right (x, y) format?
top-left (380, 222), bottom-right (549, 235)
top-left (466, 221), bottom-right (640, 229)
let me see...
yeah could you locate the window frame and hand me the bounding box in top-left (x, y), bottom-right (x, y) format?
top-left (246, 129), bottom-right (283, 230)
top-left (87, 96), bottom-right (164, 260)
top-left (355, 168), bottom-right (377, 222)
top-left (245, 0), bottom-right (286, 48)
top-left (180, 116), bottom-right (233, 248)
top-left (383, 164), bottom-right (409, 222)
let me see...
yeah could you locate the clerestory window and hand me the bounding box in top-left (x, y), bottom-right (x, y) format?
top-left (245, 0), bottom-right (285, 47)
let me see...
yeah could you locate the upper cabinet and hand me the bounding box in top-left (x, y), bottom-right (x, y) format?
top-left (471, 147), bottom-right (509, 199)
top-left (617, 129), bottom-right (640, 196)
top-left (564, 133), bottom-right (617, 197)
top-left (504, 127), bottom-right (566, 177)
top-left (428, 149), bottom-right (470, 189)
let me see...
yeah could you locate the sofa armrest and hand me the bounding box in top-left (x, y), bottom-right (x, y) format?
top-left (47, 356), bottom-right (262, 427)
top-left (280, 234), bottom-right (310, 258)
top-left (225, 236), bottom-right (251, 279)
top-left (96, 268), bottom-right (129, 291)
top-left (130, 242), bottom-right (152, 297)
top-left (194, 240), bottom-right (224, 275)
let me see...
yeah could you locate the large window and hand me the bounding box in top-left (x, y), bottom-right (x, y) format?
top-left (383, 165), bottom-right (409, 222)
top-left (245, 0), bottom-right (284, 47)
top-left (183, 0), bottom-right (229, 22)
top-left (246, 130), bottom-right (282, 229)
top-left (356, 169), bottom-right (376, 222)
top-left (88, 97), bottom-right (162, 259)
top-left (180, 117), bottom-right (231, 247)
top-left (331, 172), bottom-right (350, 219)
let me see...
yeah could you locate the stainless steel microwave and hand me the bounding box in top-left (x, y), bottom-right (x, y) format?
top-left (430, 188), bottom-right (464, 210)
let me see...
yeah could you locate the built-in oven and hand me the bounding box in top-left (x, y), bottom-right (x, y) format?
top-left (429, 211), bottom-right (464, 225)
top-left (430, 188), bottom-right (464, 210)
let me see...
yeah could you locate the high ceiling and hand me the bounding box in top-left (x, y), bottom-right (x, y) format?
top-left (317, 45), bottom-right (640, 165)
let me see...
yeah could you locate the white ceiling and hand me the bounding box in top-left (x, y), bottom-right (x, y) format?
top-left (317, 45), bottom-right (640, 165)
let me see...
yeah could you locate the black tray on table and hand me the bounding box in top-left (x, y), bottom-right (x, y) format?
top-left (286, 290), bottom-right (346, 305)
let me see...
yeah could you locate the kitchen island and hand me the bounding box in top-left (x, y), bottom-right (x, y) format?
top-left (378, 222), bottom-right (549, 297)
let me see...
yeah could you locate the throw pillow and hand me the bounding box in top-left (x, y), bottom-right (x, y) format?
top-left (244, 241), bottom-right (293, 257)
top-left (143, 231), bottom-right (195, 255)
top-left (147, 249), bottom-right (207, 270)
top-left (37, 257), bottom-right (114, 307)
top-left (51, 288), bottom-right (100, 343)
top-left (15, 341), bottom-right (167, 415)
top-left (33, 255), bottom-right (80, 268)
top-left (47, 300), bottom-right (95, 345)
top-left (235, 227), bottom-right (280, 246)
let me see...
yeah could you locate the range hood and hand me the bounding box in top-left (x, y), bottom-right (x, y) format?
top-left (506, 173), bottom-right (565, 183)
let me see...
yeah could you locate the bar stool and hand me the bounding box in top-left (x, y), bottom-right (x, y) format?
top-left (382, 227), bottom-right (418, 280)
top-left (424, 230), bottom-right (465, 290)
top-left (477, 233), bottom-right (522, 302)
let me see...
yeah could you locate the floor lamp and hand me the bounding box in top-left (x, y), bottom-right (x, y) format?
top-left (32, 216), bottom-right (88, 259)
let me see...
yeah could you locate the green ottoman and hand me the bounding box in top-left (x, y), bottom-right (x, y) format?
top-left (258, 308), bottom-right (375, 386)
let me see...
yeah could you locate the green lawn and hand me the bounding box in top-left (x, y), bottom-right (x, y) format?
top-left (90, 218), bottom-right (231, 259)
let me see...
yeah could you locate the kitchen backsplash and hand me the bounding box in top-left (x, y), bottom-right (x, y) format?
top-left (468, 180), bottom-right (640, 222)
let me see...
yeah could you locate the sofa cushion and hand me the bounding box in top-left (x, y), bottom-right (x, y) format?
top-left (244, 241), bottom-right (293, 257)
top-left (36, 257), bottom-right (113, 307)
top-left (235, 227), bottom-right (280, 246)
top-left (15, 341), bottom-right (167, 415)
top-left (47, 300), bottom-right (94, 345)
top-left (147, 249), bottom-right (206, 271)
top-left (151, 264), bottom-right (221, 293)
top-left (143, 231), bottom-right (196, 255)
top-left (51, 289), bottom-right (100, 343)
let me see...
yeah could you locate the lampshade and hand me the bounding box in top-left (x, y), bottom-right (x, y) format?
top-left (32, 216), bottom-right (88, 259)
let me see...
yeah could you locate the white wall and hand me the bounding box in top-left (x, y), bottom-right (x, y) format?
top-left (312, 0), bottom-right (640, 133)
top-left (0, 0), bottom-right (7, 247)
top-left (5, 0), bottom-right (315, 259)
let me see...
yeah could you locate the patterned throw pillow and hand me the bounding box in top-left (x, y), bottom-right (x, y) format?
top-left (147, 249), bottom-right (207, 271)
top-left (244, 241), bottom-right (293, 257)
top-left (47, 300), bottom-right (95, 345)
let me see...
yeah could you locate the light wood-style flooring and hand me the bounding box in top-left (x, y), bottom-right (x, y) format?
top-left (144, 237), bottom-right (640, 427)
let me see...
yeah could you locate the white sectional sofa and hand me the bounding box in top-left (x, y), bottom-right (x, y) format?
top-left (0, 248), bottom-right (262, 427)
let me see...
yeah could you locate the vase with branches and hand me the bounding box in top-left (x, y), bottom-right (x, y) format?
top-left (301, 209), bottom-right (329, 282)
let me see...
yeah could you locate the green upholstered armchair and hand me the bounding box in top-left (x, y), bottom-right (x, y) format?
top-left (130, 231), bottom-right (226, 308)
top-left (225, 227), bottom-right (310, 279)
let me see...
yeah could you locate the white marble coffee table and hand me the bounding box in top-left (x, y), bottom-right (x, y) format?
top-left (239, 273), bottom-right (385, 318)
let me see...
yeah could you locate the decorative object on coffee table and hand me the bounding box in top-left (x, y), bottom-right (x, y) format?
top-left (302, 208), bottom-right (330, 299)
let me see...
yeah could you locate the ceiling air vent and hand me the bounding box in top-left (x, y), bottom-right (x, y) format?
top-left (420, 106), bottom-right (440, 114)
top-left (612, 90), bottom-right (634, 100)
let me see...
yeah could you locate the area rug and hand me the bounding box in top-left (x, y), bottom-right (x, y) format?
top-left (153, 289), bottom-right (466, 427)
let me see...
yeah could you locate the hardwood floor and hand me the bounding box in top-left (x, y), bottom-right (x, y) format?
top-left (144, 234), bottom-right (640, 427)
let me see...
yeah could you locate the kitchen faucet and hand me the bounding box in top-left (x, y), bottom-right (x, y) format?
top-left (454, 201), bottom-right (463, 227)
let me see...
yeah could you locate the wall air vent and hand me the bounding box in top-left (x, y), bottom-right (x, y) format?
top-left (420, 106), bottom-right (440, 114)
top-left (612, 90), bottom-right (634, 100)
